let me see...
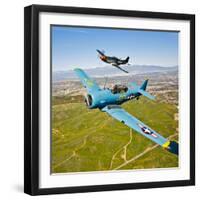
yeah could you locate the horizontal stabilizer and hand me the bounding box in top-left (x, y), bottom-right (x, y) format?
top-left (138, 89), bottom-right (155, 100)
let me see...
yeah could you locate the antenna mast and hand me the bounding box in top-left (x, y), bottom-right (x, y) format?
top-left (103, 77), bottom-right (108, 89)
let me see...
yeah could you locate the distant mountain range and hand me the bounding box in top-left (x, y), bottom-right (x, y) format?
top-left (53, 65), bottom-right (178, 82)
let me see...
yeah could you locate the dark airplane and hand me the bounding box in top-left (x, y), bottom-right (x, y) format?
top-left (96, 49), bottom-right (130, 73)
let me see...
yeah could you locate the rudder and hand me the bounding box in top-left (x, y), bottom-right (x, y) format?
top-left (125, 56), bottom-right (130, 62)
top-left (140, 79), bottom-right (148, 91)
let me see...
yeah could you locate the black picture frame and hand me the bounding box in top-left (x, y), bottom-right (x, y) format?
top-left (24, 4), bottom-right (195, 196)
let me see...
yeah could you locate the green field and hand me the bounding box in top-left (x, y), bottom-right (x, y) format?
top-left (51, 96), bottom-right (178, 173)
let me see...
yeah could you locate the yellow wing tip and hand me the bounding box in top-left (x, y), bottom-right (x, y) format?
top-left (162, 140), bottom-right (171, 148)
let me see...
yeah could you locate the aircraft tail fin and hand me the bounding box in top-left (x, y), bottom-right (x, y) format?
top-left (140, 79), bottom-right (148, 90)
top-left (125, 56), bottom-right (130, 63)
top-left (138, 80), bottom-right (155, 100)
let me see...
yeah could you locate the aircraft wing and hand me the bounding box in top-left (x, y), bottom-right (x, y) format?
top-left (102, 105), bottom-right (170, 147)
top-left (96, 49), bottom-right (105, 56)
top-left (114, 65), bottom-right (129, 73)
top-left (74, 68), bottom-right (101, 93)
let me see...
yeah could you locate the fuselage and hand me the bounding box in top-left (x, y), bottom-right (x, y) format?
top-left (85, 86), bottom-right (140, 109)
top-left (100, 55), bottom-right (127, 66)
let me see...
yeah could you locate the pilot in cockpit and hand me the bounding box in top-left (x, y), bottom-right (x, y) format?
top-left (111, 84), bottom-right (128, 94)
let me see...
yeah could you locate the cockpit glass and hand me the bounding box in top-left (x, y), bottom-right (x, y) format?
top-left (111, 85), bottom-right (128, 94)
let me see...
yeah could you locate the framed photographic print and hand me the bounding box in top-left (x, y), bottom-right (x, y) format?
top-left (24, 4), bottom-right (195, 195)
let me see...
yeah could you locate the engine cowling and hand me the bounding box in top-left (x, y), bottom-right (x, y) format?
top-left (84, 94), bottom-right (93, 108)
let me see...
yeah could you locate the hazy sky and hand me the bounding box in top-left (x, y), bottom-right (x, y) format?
top-left (52, 26), bottom-right (178, 71)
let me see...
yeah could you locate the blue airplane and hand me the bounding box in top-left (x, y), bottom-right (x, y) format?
top-left (74, 68), bottom-right (178, 155)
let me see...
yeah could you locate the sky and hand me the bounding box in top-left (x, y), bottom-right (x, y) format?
top-left (52, 26), bottom-right (178, 71)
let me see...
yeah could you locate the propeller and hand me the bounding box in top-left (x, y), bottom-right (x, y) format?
top-left (103, 77), bottom-right (108, 89)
